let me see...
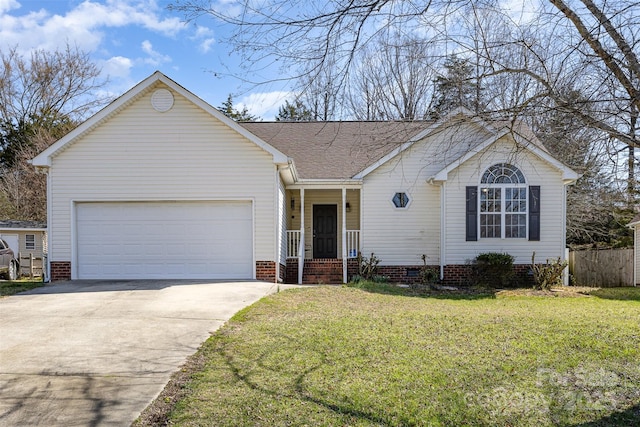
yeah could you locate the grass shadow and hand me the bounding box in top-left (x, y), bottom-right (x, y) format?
top-left (345, 281), bottom-right (497, 300)
top-left (584, 287), bottom-right (640, 301)
top-left (571, 403), bottom-right (640, 426)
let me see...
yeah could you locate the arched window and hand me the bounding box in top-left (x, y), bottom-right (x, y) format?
top-left (479, 163), bottom-right (527, 238)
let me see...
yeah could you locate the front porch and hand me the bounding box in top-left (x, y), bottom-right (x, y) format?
top-left (284, 187), bottom-right (361, 284)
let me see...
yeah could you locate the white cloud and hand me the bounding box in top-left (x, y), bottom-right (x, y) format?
top-left (194, 26), bottom-right (214, 38)
top-left (0, 0), bottom-right (186, 54)
top-left (141, 40), bottom-right (171, 66)
top-left (0, 0), bottom-right (19, 14)
top-left (102, 55), bottom-right (133, 79)
top-left (501, 0), bottom-right (539, 24)
top-left (190, 25), bottom-right (215, 54)
top-left (199, 38), bottom-right (215, 53)
top-left (237, 91), bottom-right (293, 120)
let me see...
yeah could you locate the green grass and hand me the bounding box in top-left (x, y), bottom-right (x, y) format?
top-left (144, 285), bottom-right (640, 426)
top-left (0, 279), bottom-right (45, 297)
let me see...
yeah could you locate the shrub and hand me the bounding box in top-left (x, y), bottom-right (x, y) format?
top-left (372, 275), bottom-right (389, 283)
top-left (419, 254), bottom-right (439, 287)
top-left (357, 252), bottom-right (380, 281)
top-left (531, 252), bottom-right (568, 290)
top-left (472, 252), bottom-right (515, 288)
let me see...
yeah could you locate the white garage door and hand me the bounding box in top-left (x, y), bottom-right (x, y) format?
top-left (76, 201), bottom-right (253, 279)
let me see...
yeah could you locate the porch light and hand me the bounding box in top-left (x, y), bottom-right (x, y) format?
top-left (291, 198), bottom-right (295, 210)
top-left (346, 202), bottom-right (351, 212)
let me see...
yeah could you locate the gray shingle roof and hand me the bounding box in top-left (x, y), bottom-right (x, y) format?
top-left (239, 121), bottom-right (429, 179)
top-left (0, 220), bottom-right (46, 229)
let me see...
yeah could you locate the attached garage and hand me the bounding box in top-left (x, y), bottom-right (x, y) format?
top-left (75, 201), bottom-right (253, 280)
top-left (31, 72), bottom-right (290, 282)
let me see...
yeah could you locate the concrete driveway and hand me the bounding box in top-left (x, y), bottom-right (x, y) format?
top-left (0, 280), bottom-right (287, 426)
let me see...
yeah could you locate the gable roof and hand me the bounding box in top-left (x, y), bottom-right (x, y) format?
top-left (240, 121), bottom-right (427, 179)
top-left (629, 214), bottom-right (640, 227)
top-left (243, 109), bottom-right (574, 182)
top-left (31, 71), bottom-right (288, 167)
top-left (30, 71), bottom-right (577, 184)
top-left (431, 126), bottom-right (580, 183)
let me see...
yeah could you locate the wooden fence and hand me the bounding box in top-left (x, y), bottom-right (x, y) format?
top-left (18, 252), bottom-right (46, 279)
top-left (568, 248), bottom-right (634, 287)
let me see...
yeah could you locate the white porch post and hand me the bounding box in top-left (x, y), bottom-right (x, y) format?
top-left (298, 188), bottom-right (305, 284)
top-left (440, 182), bottom-right (446, 280)
top-left (342, 187), bottom-right (347, 283)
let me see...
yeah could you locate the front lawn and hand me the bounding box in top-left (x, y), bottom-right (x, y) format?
top-left (0, 279), bottom-right (45, 297)
top-left (136, 286), bottom-right (640, 426)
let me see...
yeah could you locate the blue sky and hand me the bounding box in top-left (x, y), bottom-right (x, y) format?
top-left (0, 0), bottom-right (292, 119)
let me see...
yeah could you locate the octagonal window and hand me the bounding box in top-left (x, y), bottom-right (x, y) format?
top-left (392, 192), bottom-right (410, 208)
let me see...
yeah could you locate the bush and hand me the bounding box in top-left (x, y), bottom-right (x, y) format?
top-left (356, 252), bottom-right (380, 281)
top-left (472, 252), bottom-right (515, 288)
top-left (531, 252), bottom-right (567, 290)
top-left (419, 254), bottom-right (439, 288)
top-left (372, 275), bottom-right (389, 283)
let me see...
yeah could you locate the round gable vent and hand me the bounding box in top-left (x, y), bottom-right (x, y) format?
top-left (151, 89), bottom-right (174, 112)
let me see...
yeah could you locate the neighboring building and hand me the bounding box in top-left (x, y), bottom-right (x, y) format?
top-left (630, 214), bottom-right (640, 286)
top-left (0, 220), bottom-right (47, 278)
top-left (31, 72), bottom-right (578, 284)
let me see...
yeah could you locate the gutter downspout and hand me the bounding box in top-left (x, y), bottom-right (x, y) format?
top-left (342, 187), bottom-right (347, 283)
top-left (34, 165), bottom-right (51, 282)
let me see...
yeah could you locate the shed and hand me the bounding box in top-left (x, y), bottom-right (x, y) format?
top-left (0, 220), bottom-right (47, 278)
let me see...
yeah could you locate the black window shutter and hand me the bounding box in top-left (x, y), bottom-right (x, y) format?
top-left (529, 186), bottom-right (541, 241)
top-left (466, 186), bottom-right (478, 241)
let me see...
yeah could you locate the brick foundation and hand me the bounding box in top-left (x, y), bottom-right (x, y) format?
top-left (302, 258), bottom-right (343, 284)
top-left (285, 259), bottom-right (298, 284)
top-left (442, 264), bottom-right (472, 286)
top-left (285, 258), bottom-right (346, 284)
top-left (442, 264), bottom-right (535, 287)
top-left (255, 261), bottom-right (277, 282)
top-left (50, 261), bottom-right (71, 281)
top-left (377, 265), bottom-right (439, 284)
top-left (284, 259), bottom-right (535, 286)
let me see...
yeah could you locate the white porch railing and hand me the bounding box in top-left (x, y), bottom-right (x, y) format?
top-left (346, 230), bottom-right (360, 258)
top-left (287, 230), bottom-right (301, 258)
top-left (288, 229), bottom-right (360, 259)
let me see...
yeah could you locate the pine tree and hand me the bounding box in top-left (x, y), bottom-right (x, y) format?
top-left (275, 99), bottom-right (314, 121)
top-left (218, 95), bottom-right (258, 122)
top-left (430, 55), bottom-right (484, 119)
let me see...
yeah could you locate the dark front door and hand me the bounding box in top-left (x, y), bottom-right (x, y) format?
top-left (313, 205), bottom-right (337, 258)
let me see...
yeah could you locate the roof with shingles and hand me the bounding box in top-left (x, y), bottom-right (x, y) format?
top-left (239, 121), bottom-right (429, 179)
top-left (0, 220), bottom-right (46, 229)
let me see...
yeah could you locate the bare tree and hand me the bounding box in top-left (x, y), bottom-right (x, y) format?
top-left (0, 45), bottom-right (109, 219)
top-left (0, 127), bottom-right (56, 221)
top-left (348, 34), bottom-right (438, 120)
top-left (0, 44), bottom-right (108, 127)
top-left (171, 0), bottom-right (638, 205)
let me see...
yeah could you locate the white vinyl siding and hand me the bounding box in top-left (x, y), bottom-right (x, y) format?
top-left (47, 83), bottom-right (277, 274)
top-left (0, 231), bottom-right (46, 258)
top-left (360, 121), bottom-right (494, 266)
top-left (277, 176), bottom-right (287, 267)
top-left (361, 144), bottom-right (442, 266)
top-left (445, 137), bottom-right (566, 264)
